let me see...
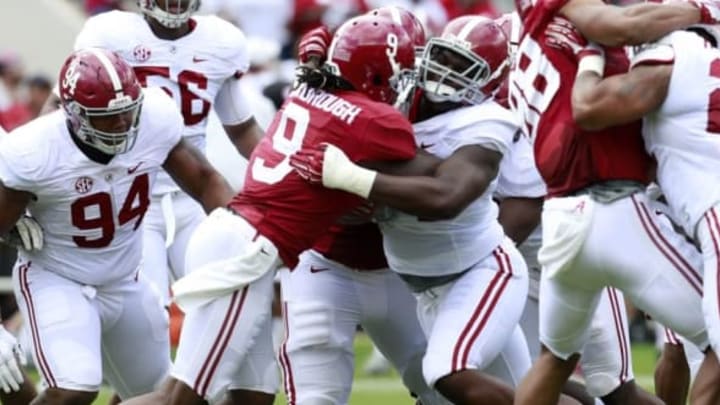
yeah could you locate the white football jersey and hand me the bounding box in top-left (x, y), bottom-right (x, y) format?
top-left (638, 30), bottom-right (720, 236)
top-left (495, 133), bottom-right (545, 271)
top-left (380, 101), bottom-right (518, 277)
top-left (75, 11), bottom-right (249, 195)
top-left (0, 88), bottom-right (183, 285)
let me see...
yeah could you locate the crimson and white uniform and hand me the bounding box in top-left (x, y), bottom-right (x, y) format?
top-left (494, 136), bottom-right (633, 385)
top-left (510, 0), bottom-right (708, 396)
top-left (637, 30), bottom-right (720, 355)
top-left (170, 84), bottom-right (417, 402)
top-left (380, 102), bottom-right (531, 388)
top-left (280, 222), bottom-right (448, 405)
top-left (0, 88), bottom-right (179, 398)
top-left (75, 11), bottom-right (253, 304)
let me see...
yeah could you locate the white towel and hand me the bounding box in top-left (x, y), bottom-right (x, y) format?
top-left (172, 208), bottom-right (281, 312)
top-left (160, 193), bottom-right (176, 248)
top-left (538, 195), bottom-right (595, 279)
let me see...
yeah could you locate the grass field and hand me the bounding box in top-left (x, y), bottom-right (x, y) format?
top-left (28, 334), bottom-right (663, 404)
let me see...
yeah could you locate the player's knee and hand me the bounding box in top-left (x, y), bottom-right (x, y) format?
top-left (284, 301), bottom-right (340, 351)
top-left (397, 351), bottom-right (433, 399)
top-left (36, 387), bottom-right (98, 405)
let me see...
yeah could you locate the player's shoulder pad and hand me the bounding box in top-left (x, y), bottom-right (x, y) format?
top-left (447, 101), bottom-right (518, 132)
top-left (0, 116), bottom-right (57, 180)
top-left (76, 11), bottom-right (142, 50)
top-left (140, 87), bottom-right (183, 139)
top-left (192, 15), bottom-right (248, 68)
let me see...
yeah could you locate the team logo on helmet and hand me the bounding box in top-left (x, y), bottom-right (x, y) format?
top-left (61, 58), bottom-right (81, 96)
top-left (133, 45), bottom-right (152, 62)
top-left (74, 176), bottom-right (94, 194)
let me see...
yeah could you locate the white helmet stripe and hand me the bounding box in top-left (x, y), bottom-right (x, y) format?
top-left (457, 17), bottom-right (483, 41)
top-left (388, 6), bottom-right (402, 25)
top-left (88, 48), bottom-right (123, 93)
top-left (326, 15), bottom-right (362, 76)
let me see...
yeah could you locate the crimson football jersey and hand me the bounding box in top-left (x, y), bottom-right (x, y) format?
top-left (509, 0), bottom-right (651, 197)
top-left (229, 84), bottom-right (416, 268)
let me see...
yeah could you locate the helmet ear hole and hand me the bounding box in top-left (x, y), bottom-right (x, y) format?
top-left (372, 75), bottom-right (384, 86)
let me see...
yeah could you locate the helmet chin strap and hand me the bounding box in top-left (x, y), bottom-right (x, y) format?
top-left (423, 80), bottom-right (463, 103)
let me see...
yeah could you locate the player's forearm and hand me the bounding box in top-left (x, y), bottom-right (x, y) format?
top-left (564, 2), bottom-right (701, 46)
top-left (572, 71), bottom-right (616, 130)
top-left (498, 197), bottom-right (543, 245)
top-left (194, 173), bottom-right (235, 213)
top-left (369, 175), bottom-right (466, 220)
top-left (573, 64), bottom-right (671, 130)
top-left (224, 118), bottom-right (262, 159)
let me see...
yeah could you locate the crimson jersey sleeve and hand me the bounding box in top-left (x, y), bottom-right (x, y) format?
top-left (356, 110), bottom-right (416, 163)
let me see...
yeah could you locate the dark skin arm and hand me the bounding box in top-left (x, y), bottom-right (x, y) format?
top-left (223, 117), bottom-right (263, 159)
top-left (560, 0), bottom-right (701, 46)
top-left (498, 197), bottom-right (543, 245)
top-left (572, 64), bottom-right (672, 130)
top-left (163, 139), bottom-right (235, 213)
top-left (360, 146), bottom-right (502, 220)
top-left (0, 182), bottom-right (33, 235)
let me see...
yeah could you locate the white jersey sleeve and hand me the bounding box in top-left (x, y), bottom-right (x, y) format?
top-left (214, 77), bottom-right (253, 125)
top-left (74, 11), bottom-right (124, 50)
top-left (444, 101), bottom-right (518, 156)
top-left (0, 126), bottom-right (50, 195)
top-left (139, 87), bottom-right (184, 158)
top-left (495, 134), bottom-right (546, 200)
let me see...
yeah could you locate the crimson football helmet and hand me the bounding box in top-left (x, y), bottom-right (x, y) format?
top-left (137, 0), bottom-right (199, 29)
top-left (325, 14), bottom-right (416, 105)
top-left (368, 6), bottom-right (427, 55)
top-left (418, 15), bottom-right (510, 105)
top-left (58, 48), bottom-right (143, 155)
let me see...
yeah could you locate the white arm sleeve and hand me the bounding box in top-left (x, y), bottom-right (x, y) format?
top-left (214, 78), bottom-right (253, 126)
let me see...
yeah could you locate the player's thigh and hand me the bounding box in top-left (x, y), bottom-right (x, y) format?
top-left (13, 261), bottom-right (103, 392)
top-left (519, 294), bottom-right (540, 361)
top-left (359, 269), bottom-right (425, 370)
top-left (598, 194), bottom-right (706, 347)
top-left (172, 269), bottom-right (275, 403)
top-left (167, 193), bottom-right (205, 280)
top-left (229, 307), bottom-right (279, 396)
top-left (539, 268), bottom-right (603, 360)
top-left (280, 251), bottom-right (359, 405)
top-left (422, 242), bottom-right (529, 387)
top-left (698, 209), bottom-right (720, 353)
top-left (100, 275), bottom-right (170, 399)
top-left (579, 288), bottom-right (634, 398)
top-left (483, 325), bottom-right (531, 388)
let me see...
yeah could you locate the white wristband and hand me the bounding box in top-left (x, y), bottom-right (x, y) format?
top-left (321, 144), bottom-right (378, 199)
top-left (577, 55), bottom-right (605, 77)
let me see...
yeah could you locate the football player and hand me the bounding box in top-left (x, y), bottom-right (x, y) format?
top-left (560, 19), bottom-right (720, 405)
top-left (508, 0), bottom-right (720, 404)
top-left (69, 0), bottom-right (264, 310)
top-left (0, 48), bottom-right (234, 405)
